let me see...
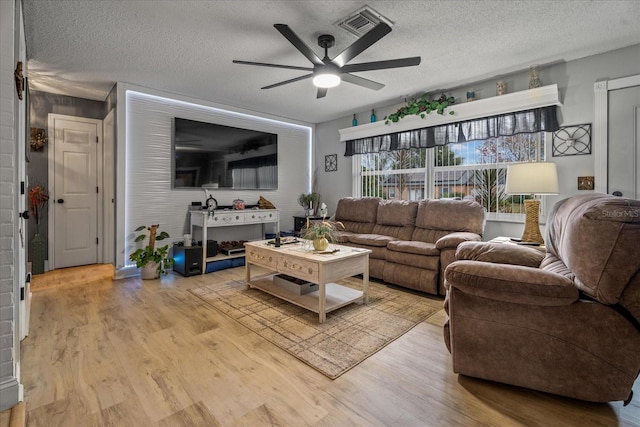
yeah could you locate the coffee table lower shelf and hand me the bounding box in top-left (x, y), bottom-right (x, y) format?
top-left (247, 276), bottom-right (366, 318)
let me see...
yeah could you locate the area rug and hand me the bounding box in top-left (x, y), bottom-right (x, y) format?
top-left (189, 277), bottom-right (442, 379)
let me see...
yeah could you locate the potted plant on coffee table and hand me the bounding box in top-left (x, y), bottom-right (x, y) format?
top-left (129, 224), bottom-right (174, 279)
top-left (301, 217), bottom-right (343, 251)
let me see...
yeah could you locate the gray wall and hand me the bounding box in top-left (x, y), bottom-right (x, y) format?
top-left (27, 90), bottom-right (107, 261)
top-left (314, 44), bottom-right (640, 240)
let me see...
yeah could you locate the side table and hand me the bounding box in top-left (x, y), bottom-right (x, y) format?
top-left (293, 215), bottom-right (323, 233)
top-left (489, 236), bottom-right (546, 252)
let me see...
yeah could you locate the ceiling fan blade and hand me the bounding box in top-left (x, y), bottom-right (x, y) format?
top-left (261, 74), bottom-right (312, 90)
top-left (316, 87), bottom-right (328, 99)
top-left (274, 24), bottom-right (324, 66)
top-left (341, 57), bottom-right (421, 73)
top-left (332, 22), bottom-right (392, 66)
top-left (233, 60), bottom-right (313, 72)
top-left (341, 73), bottom-right (385, 91)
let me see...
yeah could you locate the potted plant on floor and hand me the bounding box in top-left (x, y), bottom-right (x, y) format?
top-left (129, 224), bottom-right (174, 279)
top-left (301, 217), bottom-right (343, 251)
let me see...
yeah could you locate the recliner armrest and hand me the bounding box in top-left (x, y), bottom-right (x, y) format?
top-left (455, 241), bottom-right (545, 268)
top-left (445, 260), bottom-right (578, 306)
top-left (435, 232), bottom-right (482, 249)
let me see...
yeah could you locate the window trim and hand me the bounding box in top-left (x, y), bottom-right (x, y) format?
top-left (352, 132), bottom-right (551, 222)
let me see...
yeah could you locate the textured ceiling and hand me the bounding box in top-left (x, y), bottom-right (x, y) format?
top-left (22, 0), bottom-right (640, 124)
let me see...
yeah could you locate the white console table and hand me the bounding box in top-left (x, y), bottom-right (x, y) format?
top-left (190, 209), bottom-right (280, 275)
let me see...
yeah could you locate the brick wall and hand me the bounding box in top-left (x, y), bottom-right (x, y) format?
top-left (0, 0), bottom-right (21, 411)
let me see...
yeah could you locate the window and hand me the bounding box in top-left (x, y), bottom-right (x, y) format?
top-left (354, 132), bottom-right (546, 219)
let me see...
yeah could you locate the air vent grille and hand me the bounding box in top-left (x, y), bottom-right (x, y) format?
top-left (335, 5), bottom-right (393, 37)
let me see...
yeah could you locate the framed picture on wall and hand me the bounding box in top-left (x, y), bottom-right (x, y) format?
top-left (325, 154), bottom-right (337, 172)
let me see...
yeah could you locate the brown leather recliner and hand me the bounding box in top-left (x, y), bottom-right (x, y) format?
top-left (443, 194), bottom-right (640, 403)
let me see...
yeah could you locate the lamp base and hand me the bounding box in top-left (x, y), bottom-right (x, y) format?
top-left (521, 199), bottom-right (544, 244)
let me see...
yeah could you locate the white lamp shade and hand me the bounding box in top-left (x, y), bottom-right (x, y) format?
top-left (312, 73), bottom-right (341, 88)
top-left (505, 162), bottom-right (559, 195)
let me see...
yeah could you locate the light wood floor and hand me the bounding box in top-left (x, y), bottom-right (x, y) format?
top-left (17, 264), bottom-right (640, 426)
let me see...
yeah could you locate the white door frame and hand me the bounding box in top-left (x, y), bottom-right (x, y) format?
top-left (47, 113), bottom-right (104, 268)
top-left (103, 108), bottom-right (116, 265)
top-left (594, 74), bottom-right (640, 194)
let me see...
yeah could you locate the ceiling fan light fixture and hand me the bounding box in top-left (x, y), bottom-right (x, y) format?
top-left (313, 72), bottom-right (341, 88)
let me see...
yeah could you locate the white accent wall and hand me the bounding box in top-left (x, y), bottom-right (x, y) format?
top-left (116, 85), bottom-right (313, 270)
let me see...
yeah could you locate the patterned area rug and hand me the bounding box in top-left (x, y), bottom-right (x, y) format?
top-left (189, 277), bottom-right (442, 379)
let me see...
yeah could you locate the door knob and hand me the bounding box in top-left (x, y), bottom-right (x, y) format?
top-left (57, 198), bottom-right (65, 204)
top-left (19, 210), bottom-right (30, 219)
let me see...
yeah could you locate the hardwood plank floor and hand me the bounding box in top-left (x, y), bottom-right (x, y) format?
top-left (21, 265), bottom-right (639, 426)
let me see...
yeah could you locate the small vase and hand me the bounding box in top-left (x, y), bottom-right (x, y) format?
top-left (313, 236), bottom-right (329, 252)
top-left (496, 80), bottom-right (507, 96)
top-left (528, 65), bottom-right (542, 89)
top-left (31, 233), bottom-right (45, 275)
top-left (141, 261), bottom-right (160, 280)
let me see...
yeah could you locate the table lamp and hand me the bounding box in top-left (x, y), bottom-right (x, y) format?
top-left (505, 162), bottom-right (559, 245)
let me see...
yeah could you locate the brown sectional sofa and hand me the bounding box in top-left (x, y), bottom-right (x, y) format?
top-left (333, 197), bottom-right (485, 295)
top-left (443, 194), bottom-right (640, 403)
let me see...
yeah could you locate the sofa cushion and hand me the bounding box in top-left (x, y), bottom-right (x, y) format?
top-left (411, 227), bottom-right (450, 244)
top-left (337, 220), bottom-right (376, 235)
top-left (416, 199), bottom-right (484, 234)
top-left (386, 250), bottom-right (440, 270)
top-left (387, 240), bottom-right (440, 256)
top-left (348, 233), bottom-right (395, 248)
top-left (371, 223), bottom-right (415, 241)
top-left (376, 200), bottom-right (418, 226)
top-left (369, 200), bottom-right (417, 241)
top-left (335, 197), bottom-right (379, 224)
top-left (334, 230), bottom-right (356, 244)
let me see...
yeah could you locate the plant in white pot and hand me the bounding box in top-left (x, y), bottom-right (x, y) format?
top-left (297, 192), bottom-right (320, 216)
top-left (129, 224), bottom-right (174, 279)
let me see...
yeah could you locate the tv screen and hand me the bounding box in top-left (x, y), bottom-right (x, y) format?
top-left (172, 118), bottom-right (278, 189)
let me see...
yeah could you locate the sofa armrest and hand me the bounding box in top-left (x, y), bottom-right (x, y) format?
top-left (455, 241), bottom-right (544, 268)
top-left (445, 260), bottom-right (578, 306)
top-left (435, 232), bottom-right (482, 249)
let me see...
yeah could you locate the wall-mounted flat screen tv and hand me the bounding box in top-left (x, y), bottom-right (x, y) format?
top-left (172, 117), bottom-right (278, 190)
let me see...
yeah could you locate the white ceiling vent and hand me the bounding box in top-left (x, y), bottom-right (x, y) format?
top-left (334, 5), bottom-right (393, 38)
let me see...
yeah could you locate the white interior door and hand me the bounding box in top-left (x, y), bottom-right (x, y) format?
top-left (49, 114), bottom-right (103, 269)
top-left (608, 85), bottom-right (640, 199)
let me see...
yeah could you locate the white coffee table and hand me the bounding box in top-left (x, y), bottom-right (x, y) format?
top-left (244, 240), bottom-right (371, 323)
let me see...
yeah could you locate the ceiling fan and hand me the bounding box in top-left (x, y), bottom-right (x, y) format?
top-left (233, 22), bottom-right (421, 98)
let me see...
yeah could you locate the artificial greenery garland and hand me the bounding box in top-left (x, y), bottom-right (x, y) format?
top-left (384, 94), bottom-right (455, 124)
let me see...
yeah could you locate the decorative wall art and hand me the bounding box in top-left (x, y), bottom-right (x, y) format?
top-left (30, 128), bottom-right (47, 151)
top-left (325, 154), bottom-right (337, 172)
top-left (552, 123), bottom-right (591, 157)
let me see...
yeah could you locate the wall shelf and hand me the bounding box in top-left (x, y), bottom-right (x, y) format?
top-left (338, 84), bottom-right (561, 142)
